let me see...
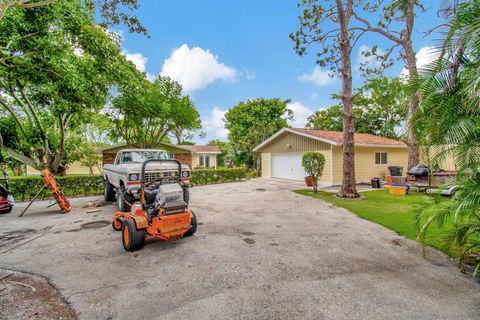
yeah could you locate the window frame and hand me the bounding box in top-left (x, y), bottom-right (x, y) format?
top-left (375, 151), bottom-right (388, 165)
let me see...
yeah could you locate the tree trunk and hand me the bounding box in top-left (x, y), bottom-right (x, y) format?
top-left (404, 42), bottom-right (420, 170)
top-left (336, 0), bottom-right (359, 199)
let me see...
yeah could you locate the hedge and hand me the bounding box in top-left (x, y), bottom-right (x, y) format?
top-left (7, 168), bottom-right (248, 201)
top-left (8, 175), bottom-right (104, 201)
top-left (190, 168), bottom-right (247, 185)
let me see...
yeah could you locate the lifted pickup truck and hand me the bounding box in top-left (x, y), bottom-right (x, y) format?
top-left (103, 149), bottom-right (191, 211)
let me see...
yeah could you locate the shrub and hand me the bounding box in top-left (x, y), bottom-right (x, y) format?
top-left (302, 152), bottom-right (325, 192)
top-left (190, 168), bottom-right (247, 185)
top-left (8, 174), bottom-right (104, 201)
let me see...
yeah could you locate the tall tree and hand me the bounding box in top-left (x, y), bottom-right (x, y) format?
top-left (225, 98), bottom-right (292, 169)
top-left (349, 0), bottom-right (425, 169)
top-left (0, 1), bottom-right (131, 175)
top-left (292, 0), bottom-right (360, 198)
top-left (109, 76), bottom-right (201, 148)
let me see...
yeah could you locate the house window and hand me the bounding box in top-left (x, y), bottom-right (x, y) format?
top-left (205, 155), bottom-right (211, 167)
top-left (199, 155), bottom-right (211, 167)
top-left (375, 152), bottom-right (388, 165)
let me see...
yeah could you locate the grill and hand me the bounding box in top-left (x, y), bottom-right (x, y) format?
top-left (144, 171), bottom-right (178, 184)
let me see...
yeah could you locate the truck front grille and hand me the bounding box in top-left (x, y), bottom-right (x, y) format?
top-left (144, 171), bottom-right (178, 184)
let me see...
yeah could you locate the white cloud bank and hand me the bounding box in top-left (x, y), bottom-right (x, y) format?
top-left (287, 101), bottom-right (314, 128)
top-left (161, 44), bottom-right (236, 93)
top-left (298, 66), bottom-right (334, 87)
top-left (202, 106), bottom-right (229, 140)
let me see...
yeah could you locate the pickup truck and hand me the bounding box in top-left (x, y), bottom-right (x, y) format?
top-left (103, 149), bottom-right (191, 211)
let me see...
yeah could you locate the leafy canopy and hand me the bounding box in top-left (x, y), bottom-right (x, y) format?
top-left (225, 98), bottom-right (293, 168)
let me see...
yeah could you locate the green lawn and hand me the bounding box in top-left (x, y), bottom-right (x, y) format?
top-left (294, 189), bottom-right (453, 254)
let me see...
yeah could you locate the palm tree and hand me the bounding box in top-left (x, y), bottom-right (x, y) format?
top-left (414, 0), bottom-right (480, 276)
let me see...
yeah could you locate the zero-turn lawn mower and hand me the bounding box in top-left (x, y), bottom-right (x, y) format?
top-left (112, 159), bottom-right (197, 251)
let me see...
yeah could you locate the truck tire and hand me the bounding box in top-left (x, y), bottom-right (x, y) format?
top-left (117, 186), bottom-right (131, 212)
top-left (104, 179), bottom-right (115, 201)
top-left (184, 210), bottom-right (197, 237)
top-left (122, 218), bottom-right (145, 251)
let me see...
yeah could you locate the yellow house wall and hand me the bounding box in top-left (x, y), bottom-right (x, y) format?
top-left (26, 161), bottom-right (102, 176)
top-left (260, 132), bottom-right (331, 153)
top-left (420, 145), bottom-right (457, 171)
top-left (261, 153), bottom-right (271, 178)
top-left (332, 146), bottom-right (408, 184)
top-left (192, 154), bottom-right (218, 168)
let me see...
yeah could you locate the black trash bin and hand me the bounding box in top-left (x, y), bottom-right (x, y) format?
top-left (371, 178), bottom-right (381, 188)
top-left (388, 166), bottom-right (403, 177)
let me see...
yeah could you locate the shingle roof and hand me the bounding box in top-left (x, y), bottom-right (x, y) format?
top-left (291, 128), bottom-right (406, 146)
top-left (182, 145), bottom-right (221, 153)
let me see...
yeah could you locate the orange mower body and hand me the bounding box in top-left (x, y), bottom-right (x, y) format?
top-left (111, 159), bottom-right (197, 251)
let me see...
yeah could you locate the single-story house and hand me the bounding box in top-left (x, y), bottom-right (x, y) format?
top-left (101, 143), bottom-right (221, 169)
top-left (253, 128), bottom-right (408, 186)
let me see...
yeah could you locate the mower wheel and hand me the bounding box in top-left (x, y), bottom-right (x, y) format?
top-left (112, 218), bottom-right (123, 231)
top-left (184, 210), bottom-right (197, 237)
top-left (104, 179), bottom-right (115, 201)
top-left (122, 219), bottom-right (145, 252)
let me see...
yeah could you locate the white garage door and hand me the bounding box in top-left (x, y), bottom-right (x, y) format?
top-left (271, 153), bottom-right (306, 181)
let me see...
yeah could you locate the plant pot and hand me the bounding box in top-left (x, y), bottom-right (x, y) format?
top-left (305, 176), bottom-right (313, 187)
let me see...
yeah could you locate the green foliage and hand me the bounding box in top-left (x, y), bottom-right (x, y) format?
top-left (414, 0), bottom-right (480, 275)
top-left (307, 77), bottom-right (408, 140)
top-left (9, 174), bottom-right (104, 201)
top-left (0, 0), bottom-right (133, 175)
top-left (301, 152), bottom-right (325, 192)
top-left (207, 139), bottom-right (232, 167)
top-left (190, 168), bottom-right (247, 185)
top-left (109, 76), bottom-right (201, 148)
top-left (225, 98), bottom-right (292, 168)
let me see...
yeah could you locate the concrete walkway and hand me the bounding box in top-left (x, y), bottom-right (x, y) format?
top-left (0, 178), bottom-right (479, 319)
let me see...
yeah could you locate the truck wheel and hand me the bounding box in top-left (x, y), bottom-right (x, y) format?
top-left (184, 210), bottom-right (197, 237)
top-left (117, 186), bottom-right (131, 212)
top-left (122, 219), bottom-right (145, 251)
top-left (104, 179), bottom-right (115, 201)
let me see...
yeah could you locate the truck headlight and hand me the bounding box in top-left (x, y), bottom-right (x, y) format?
top-left (129, 173), bottom-right (139, 181)
top-left (182, 171), bottom-right (189, 178)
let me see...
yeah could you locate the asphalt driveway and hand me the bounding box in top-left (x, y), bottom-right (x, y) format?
top-left (0, 178), bottom-right (479, 320)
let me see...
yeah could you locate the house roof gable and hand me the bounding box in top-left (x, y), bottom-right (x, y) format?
top-left (253, 128), bottom-right (407, 151)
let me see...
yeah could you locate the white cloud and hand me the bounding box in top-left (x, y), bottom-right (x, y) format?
top-left (310, 92), bottom-right (318, 101)
top-left (161, 44), bottom-right (236, 93)
top-left (298, 66), bottom-right (334, 87)
top-left (401, 46), bottom-right (440, 78)
top-left (202, 106), bottom-right (229, 140)
top-left (123, 51), bottom-right (147, 72)
top-left (123, 50), bottom-right (156, 81)
top-left (287, 101), bottom-right (314, 128)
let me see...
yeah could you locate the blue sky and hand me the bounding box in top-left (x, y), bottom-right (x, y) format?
top-left (116, 0), bottom-right (445, 144)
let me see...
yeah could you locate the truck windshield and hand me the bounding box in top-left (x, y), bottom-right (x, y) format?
top-left (121, 151), bottom-right (168, 164)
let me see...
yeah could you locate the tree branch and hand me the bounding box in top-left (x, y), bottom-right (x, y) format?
top-left (351, 10), bottom-right (404, 44)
